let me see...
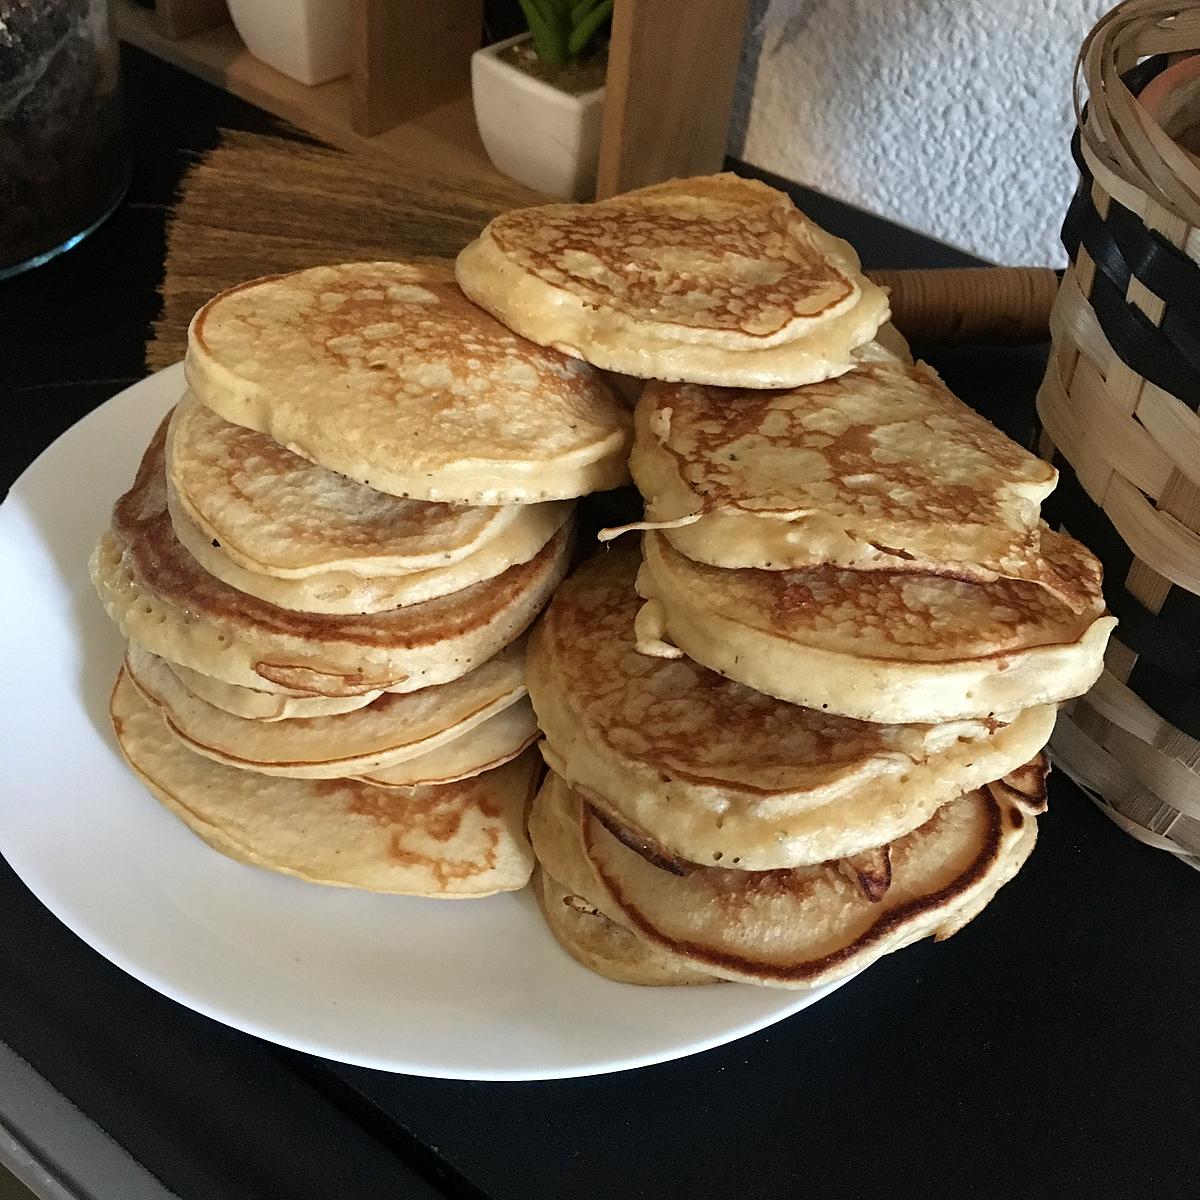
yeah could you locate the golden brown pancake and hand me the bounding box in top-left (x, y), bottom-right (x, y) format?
top-left (168, 475), bottom-right (571, 616)
top-left (111, 670), bottom-right (538, 897)
top-left (622, 360), bottom-right (1082, 606)
top-left (165, 659), bottom-right (381, 720)
top-left (636, 530), bottom-right (1115, 724)
top-left (90, 420), bottom-right (572, 696)
top-left (527, 771), bottom-right (717, 982)
top-left (986, 753), bottom-right (1051, 814)
top-left (456, 174), bottom-right (890, 387)
top-left (593, 750), bottom-right (1050, 876)
top-left (125, 640), bottom-right (527, 779)
top-left (354, 699), bottom-right (539, 788)
top-left (535, 868), bottom-right (718, 987)
top-left (528, 768), bottom-right (615, 914)
top-left (528, 548), bottom-right (1056, 868)
top-left (185, 262), bottom-right (632, 503)
top-left (166, 393), bottom-right (525, 579)
top-left (562, 772), bottom-right (1038, 988)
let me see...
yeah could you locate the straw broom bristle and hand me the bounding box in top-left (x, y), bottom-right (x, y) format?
top-left (149, 129), bottom-right (539, 370)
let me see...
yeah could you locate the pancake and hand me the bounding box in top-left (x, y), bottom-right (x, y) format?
top-left (90, 421), bottom-right (572, 696)
top-left (528, 771), bottom-right (716, 984)
top-left (125, 640), bottom-right (527, 779)
top-left (986, 753), bottom-right (1050, 814)
top-left (621, 361), bottom-right (1081, 605)
top-left (528, 768), bottom-right (616, 913)
top-left (353, 698), bottom-right (540, 787)
top-left (528, 770), bottom-right (716, 985)
top-left (535, 868), bottom-right (718, 987)
top-left (529, 549), bottom-right (1056, 868)
top-left (166, 393), bottom-right (563, 579)
top-left (636, 531), bottom-right (1115, 724)
top-left (455, 174), bottom-right (890, 387)
top-left (594, 748), bottom-right (1048, 876)
top-left (110, 671), bottom-right (538, 897)
top-left (184, 262), bottom-right (632, 503)
top-left (565, 771), bottom-right (1038, 988)
top-left (168, 477), bottom-right (572, 615)
top-left (166, 660), bottom-right (381, 720)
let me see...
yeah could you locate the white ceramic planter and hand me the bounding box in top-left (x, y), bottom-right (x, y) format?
top-left (472, 34), bottom-right (605, 201)
top-left (227, 0), bottom-right (351, 87)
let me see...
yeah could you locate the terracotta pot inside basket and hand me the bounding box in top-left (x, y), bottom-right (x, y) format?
top-left (1137, 54), bottom-right (1200, 157)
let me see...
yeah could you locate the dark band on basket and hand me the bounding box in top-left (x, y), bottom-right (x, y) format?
top-left (1060, 57), bottom-right (1200, 413)
top-left (1044, 457), bottom-right (1200, 664)
top-left (1041, 455), bottom-right (1200, 739)
top-left (1062, 175), bottom-right (1200, 404)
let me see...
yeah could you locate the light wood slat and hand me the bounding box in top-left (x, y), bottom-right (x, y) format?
top-left (1037, 367), bottom-right (1114, 500)
top-left (1099, 723), bottom-right (1200, 821)
top-left (1157, 469), bottom-right (1200, 537)
top-left (1134, 379), bottom-right (1200, 489)
top-left (1049, 270), bottom-right (1200, 490)
top-left (1053, 707), bottom-right (1141, 803)
top-left (1087, 669), bottom-right (1200, 756)
top-left (1104, 638), bottom-right (1139, 685)
top-left (1046, 350), bottom-right (1173, 499)
top-left (1103, 472), bottom-right (1200, 595)
top-left (350, 0), bottom-right (482, 137)
top-left (597, 0), bottom-right (749, 197)
top-left (1048, 267), bottom-right (1108, 380)
top-left (1123, 558), bottom-right (1172, 614)
top-left (1124, 273), bottom-right (1165, 325)
top-left (148, 131), bottom-right (539, 369)
top-left (1052, 710), bottom-right (1200, 864)
top-left (1037, 346), bottom-right (1174, 507)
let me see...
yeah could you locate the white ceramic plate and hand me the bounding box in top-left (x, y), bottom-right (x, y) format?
top-left (0, 365), bottom-right (853, 1080)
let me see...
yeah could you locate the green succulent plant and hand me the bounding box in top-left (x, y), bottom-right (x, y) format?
top-left (515, 0), bottom-right (613, 70)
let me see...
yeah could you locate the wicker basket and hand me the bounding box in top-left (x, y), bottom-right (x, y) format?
top-left (1037, 0), bottom-right (1200, 870)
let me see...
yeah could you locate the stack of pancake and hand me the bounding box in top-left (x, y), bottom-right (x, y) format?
top-left (91, 261), bottom-right (631, 898)
top-left (458, 174), bottom-right (1117, 984)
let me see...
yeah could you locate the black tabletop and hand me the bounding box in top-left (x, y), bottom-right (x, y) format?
top-left (2, 45), bottom-right (1198, 1200)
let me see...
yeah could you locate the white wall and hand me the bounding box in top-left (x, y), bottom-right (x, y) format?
top-left (732, 0), bottom-right (1113, 265)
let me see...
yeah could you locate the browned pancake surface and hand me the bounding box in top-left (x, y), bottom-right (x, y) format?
top-left (581, 784), bottom-right (1031, 984)
top-left (536, 549), bottom-right (971, 792)
top-left (114, 420), bottom-right (570, 653)
top-left (488, 175), bottom-right (856, 337)
top-left (647, 530), bottom-right (1104, 663)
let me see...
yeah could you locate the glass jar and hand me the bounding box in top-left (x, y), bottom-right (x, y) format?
top-left (0, 0), bottom-right (131, 278)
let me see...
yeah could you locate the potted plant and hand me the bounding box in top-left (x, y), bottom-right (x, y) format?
top-left (226, 0), bottom-right (351, 87)
top-left (472, 0), bottom-right (612, 200)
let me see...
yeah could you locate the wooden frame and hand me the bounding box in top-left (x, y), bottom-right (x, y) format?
top-left (115, 0), bottom-right (495, 183)
top-left (146, 0), bottom-right (228, 40)
top-left (597, 0), bottom-right (749, 197)
top-left (118, 0), bottom-right (749, 197)
top-left (350, 0), bottom-right (483, 138)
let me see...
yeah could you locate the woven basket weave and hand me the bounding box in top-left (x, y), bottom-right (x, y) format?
top-left (1038, 0), bottom-right (1200, 870)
